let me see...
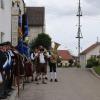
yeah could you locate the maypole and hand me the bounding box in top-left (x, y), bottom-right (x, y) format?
top-left (76, 0), bottom-right (83, 65)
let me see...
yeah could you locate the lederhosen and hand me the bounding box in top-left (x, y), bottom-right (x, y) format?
top-left (37, 53), bottom-right (48, 74)
top-left (13, 52), bottom-right (24, 76)
top-left (24, 59), bottom-right (33, 77)
top-left (13, 52), bottom-right (19, 76)
top-left (30, 52), bottom-right (36, 73)
top-left (48, 52), bottom-right (57, 72)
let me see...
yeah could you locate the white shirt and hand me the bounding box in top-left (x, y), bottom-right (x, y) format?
top-left (31, 52), bottom-right (38, 60)
top-left (9, 50), bottom-right (14, 57)
top-left (31, 53), bottom-right (35, 60)
top-left (39, 53), bottom-right (46, 63)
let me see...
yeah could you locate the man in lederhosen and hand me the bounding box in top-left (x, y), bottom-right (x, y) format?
top-left (37, 46), bottom-right (48, 84)
top-left (31, 47), bottom-right (40, 82)
top-left (47, 50), bottom-right (58, 82)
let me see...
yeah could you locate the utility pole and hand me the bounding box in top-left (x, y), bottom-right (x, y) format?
top-left (76, 0), bottom-right (83, 65)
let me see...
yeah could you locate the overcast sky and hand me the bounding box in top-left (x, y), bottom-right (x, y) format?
top-left (24, 0), bottom-right (100, 55)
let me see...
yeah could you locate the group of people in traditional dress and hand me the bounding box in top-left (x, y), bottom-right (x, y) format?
top-left (0, 42), bottom-right (58, 99)
top-left (30, 45), bottom-right (58, 84)
top-left (0, 42), bottom-right (33, 99)
top-left (0, 42), bottom-right (18, 99)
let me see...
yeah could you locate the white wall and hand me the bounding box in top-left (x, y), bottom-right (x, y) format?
top-left (0, 0), bottom-right (11, 43)
top-left (12, 0), bottom-right (25, 15)
top-left (29, 26), bottom-right (44, 41)
top-left (62, 60), bottom-right (69, 66)
top-left (86, 45), bottom-right (100, 61)
top-left (19, 0), bottom-right (25, 15)
top-left (80, 45), bottom-right (100, 68)
top-left (11, 0), bottom-right (25, 46)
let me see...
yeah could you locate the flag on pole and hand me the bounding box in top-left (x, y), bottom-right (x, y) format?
top-left (17, 38), bottom-right (23, 54)
top-left (18, 15), bottom-right (23, 38)
top-left (17, 13), bottom-right (24, 54)
top-left (17, 13), bottom-right (30, 57)
top-left (22, 13), bottom-right (29, 39)
top-left (22, 13), bottom-right (30, 57)
top-left (23, 43), bottom-right (29, 57)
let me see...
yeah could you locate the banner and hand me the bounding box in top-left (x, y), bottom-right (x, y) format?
top-left (18, 15), bottom-right (23, 38)
top-left (22, 13), bottom-right (29, 39)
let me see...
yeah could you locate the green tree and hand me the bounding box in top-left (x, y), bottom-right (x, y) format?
top-left (30, 33), bottom-right (52, 50)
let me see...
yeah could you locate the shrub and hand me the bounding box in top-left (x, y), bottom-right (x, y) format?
top-left (86, 56), bottom-right (99, 68)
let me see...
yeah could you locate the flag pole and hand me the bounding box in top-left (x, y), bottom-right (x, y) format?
top-left (17, 0), bottom-right (20, 96)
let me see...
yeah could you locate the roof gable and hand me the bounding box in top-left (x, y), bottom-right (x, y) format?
top-left (26, 7), bottom-right (45, 26)
top-left (80, 42), bottom-right (100, 55)
top-left (58, 50), bottom-right (73, 60)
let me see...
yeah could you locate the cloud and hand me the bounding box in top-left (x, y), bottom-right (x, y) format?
top-left (83, 0), bottom-right (100, 16)
top-left (24, 0), bottom-right (100, 16)
top-left (24, 0), bottom-right (77, 16)
top-left (24, 0), bottom-right (100, 55)
top-left (85, 0), bottom-right (100, 7)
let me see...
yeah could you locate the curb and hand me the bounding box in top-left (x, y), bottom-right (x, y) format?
top-left (88, 68), bottom-right (100, 79)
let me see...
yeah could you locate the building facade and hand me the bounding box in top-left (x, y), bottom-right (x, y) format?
top-left (0, 0), bottom-right (12, 43)
top-left (80, 42), bottom-right (100, 68)
top-left (26, 7), bottom-right (45, 41)
top-left (11, 0), bottom-right (25, 46)
top-left (0, 0), bottom-right (25, 45)
top-left (57, 50), bottom-right (73, 67)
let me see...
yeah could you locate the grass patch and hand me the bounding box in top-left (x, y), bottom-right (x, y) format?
top-left (93, 66), bottom-right (100, 75)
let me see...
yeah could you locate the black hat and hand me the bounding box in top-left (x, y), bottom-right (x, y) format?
top-left (0, 41), bottom-right (11, 46)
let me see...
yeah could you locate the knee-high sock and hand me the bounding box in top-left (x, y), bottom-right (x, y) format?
top-left (54, 72), bottom-right (57, 79)
top-left (50, 72), bottom-right (53, 79)
top-left (45, 74), bottom-right (47, 78)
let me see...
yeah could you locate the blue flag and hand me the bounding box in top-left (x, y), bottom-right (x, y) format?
top-left (23, 43), bottom-right (30, 57)
top-left (18, 15), bottom-right (23, 37)
top-left (17, 38), bottom-right (23, 54)
top-left (22, 13), bottom-right (29, 39)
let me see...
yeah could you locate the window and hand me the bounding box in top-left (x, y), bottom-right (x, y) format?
top-left (0, 0), bottom-right (4, 9)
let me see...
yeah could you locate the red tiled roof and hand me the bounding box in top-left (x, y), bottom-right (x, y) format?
top-left (80, 42), bottom-right (100, 55)
top-left (57, 50), bottom-right (73, 60)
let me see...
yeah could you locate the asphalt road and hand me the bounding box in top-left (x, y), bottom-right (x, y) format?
top-left (16, 68), bottom-right (100, 100)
